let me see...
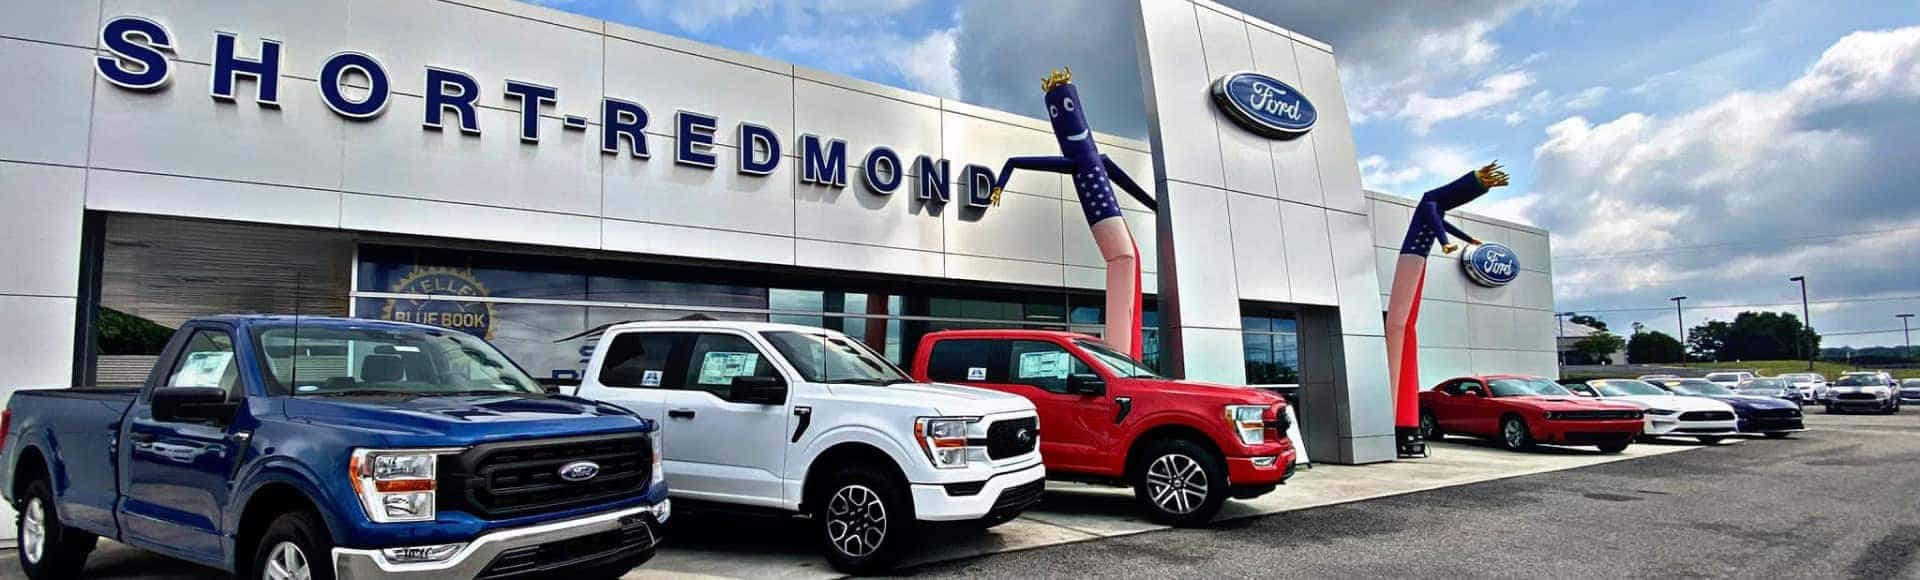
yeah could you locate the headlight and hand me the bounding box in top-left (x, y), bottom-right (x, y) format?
top-left (914, 417), bottom-right (981, 469)
top-left (1227, 405), bottom-right (1267, 446)
top-left (1646, 408), bottom-right (1678, 416)
top-left (350, 448), bottom-right (458, 523)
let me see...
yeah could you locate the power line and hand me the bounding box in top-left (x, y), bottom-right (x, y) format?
top-left (1555, 226), bottom-right (1920, 261)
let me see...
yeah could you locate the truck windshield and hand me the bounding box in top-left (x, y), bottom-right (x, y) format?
top-left (254, 325), bottom-right (543, 397)
top-left (762, 331), bottom-right (913, 385)
top-left (1074, 340), bottom-right (1162, 379)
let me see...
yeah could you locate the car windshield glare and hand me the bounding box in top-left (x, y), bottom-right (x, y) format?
top-left (762, 330), bottom-right (912, 385)
top-left (1665, 380), bottom-right (1733, 396)
top-left (1593, 379), bottom-right (1668, 397)
top-left (1835, 375), bottom-right (1887, 386)
top-left (1704, 373), bottom-right (1742, 381)
top-left (1488, 378), bottom-right (1572, 397)
top-left (1074, 339), bottom-right (1162, 379)
top-left (256, 324), bottom-right (543, 397)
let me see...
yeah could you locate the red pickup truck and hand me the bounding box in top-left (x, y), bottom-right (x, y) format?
top-left (912, 329), bottom-right (1297, 525)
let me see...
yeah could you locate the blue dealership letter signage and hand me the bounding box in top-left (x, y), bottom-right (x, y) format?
top-left (600, 98), bottom-right (649, 158)
top-left (210, 32), bottom-right (281, 106)
top-left (97, 16), bottom-right (174, 91)
top-left (503, 80), bottom-right (557, 143)
top-left (801, 134), bottom-right (848, 188)
top-left (738, 122), bottom-right (780, 175)
top-left (318, 52), bottom-right (390, 119)
top-left (675, 110), bottom-right (719, 168)
top-left (424, 67), bottom-right (481, 135)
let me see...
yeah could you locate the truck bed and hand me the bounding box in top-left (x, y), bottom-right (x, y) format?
top-left (4, 387), bottom-right (140, 538)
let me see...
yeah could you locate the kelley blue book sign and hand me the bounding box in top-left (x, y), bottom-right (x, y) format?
top-left (93, 15), bottom-right (1001, 212)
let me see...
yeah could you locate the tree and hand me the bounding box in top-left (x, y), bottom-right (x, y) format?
top-left (1722, 311), bottom-right (1815, 360)
top-left (1629, 331), bottom-right (1686, 364)
top-left (1572, 332), bottom-right (1626, 364)
top-left (1569, 314), bottom-right (1608, 332)
top-left (1688, 320), bottom-right (1733, 362)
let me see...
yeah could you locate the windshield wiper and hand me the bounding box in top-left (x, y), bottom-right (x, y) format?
top-left (828, 378), bottom-right (892, 386)
top-left (308, 389), bottom-right (417, 398)
top-left (424, 389), bottom-right (529, 397)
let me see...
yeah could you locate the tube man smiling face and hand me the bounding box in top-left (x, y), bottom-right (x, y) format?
top-left (1044, 76), bottom-right (1097, 159)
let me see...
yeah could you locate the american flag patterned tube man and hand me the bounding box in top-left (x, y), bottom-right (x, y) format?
top-left (1388, 163), bottom-right (1509, 455)
top-left (991, 68), bottom-right (1158, 360)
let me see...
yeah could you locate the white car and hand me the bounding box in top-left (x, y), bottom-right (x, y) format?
top-left (1566, 379), bottom-right (1739, 443)
top-left (1781, 372), bottom-right (1829, 402)
top-left (1828, 372), bottom-right (1902, 414)
top-left (1703, 371), bottom-right (1755, 390)
top-left (573, 321), bottom-right (1045, 573)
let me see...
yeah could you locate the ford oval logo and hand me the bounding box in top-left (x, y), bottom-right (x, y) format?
top-left (558, 460), bottom-right (601, 482)
top-left (1461, 242), bottom-right (1520, 287)
top-left (1211, 72), bottom-right (1317, 139)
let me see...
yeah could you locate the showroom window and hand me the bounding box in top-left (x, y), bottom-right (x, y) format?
top-left (1242, 310), bottom-right (1300, 385)
top-left (350, 243), bottom-right (1157, 385)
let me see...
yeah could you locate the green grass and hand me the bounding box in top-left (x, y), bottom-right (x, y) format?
top-left (1573, 360), bottom-right (1920, 380)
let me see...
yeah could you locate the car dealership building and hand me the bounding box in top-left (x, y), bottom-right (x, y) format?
top-left (0, 0), bottom-right (1555, 486)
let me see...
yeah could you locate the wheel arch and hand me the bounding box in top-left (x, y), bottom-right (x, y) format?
top-left (800, 441), bottom-right (911, 515)
top-left (226, 463), bottom-right (337, 574)
top-left (1123, 421), bottom-right (1225, 483)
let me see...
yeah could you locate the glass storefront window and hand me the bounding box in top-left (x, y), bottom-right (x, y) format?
top-left (357, 245), bottom-right (587, 301)
top-left (1242, 310), bottom-right (1299, 385)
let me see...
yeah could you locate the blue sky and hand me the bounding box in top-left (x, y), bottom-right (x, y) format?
top-left (526, 0), bottom-right (1920, 348)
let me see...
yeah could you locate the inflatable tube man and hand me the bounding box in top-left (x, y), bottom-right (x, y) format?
top-left (992, 68), bottom-right (1158, 360)
top-left (1387, 162), bottom-right (1509, 457)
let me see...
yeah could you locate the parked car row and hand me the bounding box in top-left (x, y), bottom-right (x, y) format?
top-left (1418, 375), bottom-right (1808, 453)
top-left (2, 316), bottom-right (1299, 579)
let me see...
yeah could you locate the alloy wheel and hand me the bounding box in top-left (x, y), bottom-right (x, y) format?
top-left (825, 484), bottom-right (888, 558)
top-left (20, 497), bottom-right (44, 564)
top-left (1145, 453), bottom-right (1209, 514)
top-left (1420, 413), bottom-right (1437, 438)
top-left (1504, 419), bottom-right (1525, 448)
top-left (265, 541), bottom-right (311, 580)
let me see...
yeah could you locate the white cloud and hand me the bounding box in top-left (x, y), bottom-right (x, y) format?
top-left (1524, 27), bottom-right (1920, 342)
top-left (898, 28), bottom-right (959, 98)
top-left (1563, 86), bottom-right (1610, 109)
top-left (631, 0), bottom-right (774, 32)
top-left (1399, 70), bottom-right (1535, 134)
top-left (1358, 145), bottom-right (1488, 193)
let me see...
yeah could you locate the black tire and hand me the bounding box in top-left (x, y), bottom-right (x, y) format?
top-left (1419, 410), bottom-right (1445, 441)
top-left (248, 510), bottom-right (334, 580)
top-left (1131, 438), bottom-right (1228, 527)
top-left (15, 478), bottom-right (97, 580)
top-left (813, 467), bottom-right (914, 575)
top-left (1499, 415), bottom-right (1535, 451)
top-left (1596, 440), bottom-right (1631, 454)
top-left (1825, 404), bottom-right (1840, 414)
top-left (1764, 432), bottom-right (1792, 439)
top-left (1696, 436), bottom-right (1725, 445)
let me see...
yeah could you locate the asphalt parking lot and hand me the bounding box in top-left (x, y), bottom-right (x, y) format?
top-left (912, 411), bottom-right (1920, 579)
top-left (3, 411), bottom-right (1913, 579)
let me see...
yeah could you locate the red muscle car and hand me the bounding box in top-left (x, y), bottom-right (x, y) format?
top-left (1418, 375), bottom-right (1645, 453)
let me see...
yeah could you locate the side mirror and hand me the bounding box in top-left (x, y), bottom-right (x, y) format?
top-left (731, 376), bottom-right (787, 405)
top-left (1067, 373), bottom-right (1106, 395)
top-left (151, 387), bottom-right (238, 424)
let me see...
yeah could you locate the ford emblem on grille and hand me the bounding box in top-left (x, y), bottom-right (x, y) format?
top-left (558, 460), bottom-right (601, 482)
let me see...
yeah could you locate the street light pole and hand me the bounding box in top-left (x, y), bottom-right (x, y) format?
top-left (1555, 311), bottom-right (1576, 370)
top-left (1899, 314), bottom-right (1915, 362)
top-left (1671, 296), bottom-right (1689, 366)
top-left (1790, 276), bottom-right (1812, 371)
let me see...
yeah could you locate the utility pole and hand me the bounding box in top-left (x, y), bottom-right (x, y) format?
top-left (1555, 311), bottom-right (1576, 370)
top-left (1790, 276), bottom-right (1812, 371)
top-left (1900, 314), bottom-right (1915, 362)
top-left (1671, 296), bottom-right (1688, 366)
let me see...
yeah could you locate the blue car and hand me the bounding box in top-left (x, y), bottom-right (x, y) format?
top-left (1650, 378), bottom-right (1806, 438)
top-left (1734, 377), bottom-right (1805, 407)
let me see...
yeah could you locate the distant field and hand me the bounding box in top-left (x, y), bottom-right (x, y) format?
top-left (1566, 360), bottom-right (1920, 380)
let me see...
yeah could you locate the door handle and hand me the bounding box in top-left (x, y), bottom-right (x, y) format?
top-left (667, 408), bottom-right (697, 420)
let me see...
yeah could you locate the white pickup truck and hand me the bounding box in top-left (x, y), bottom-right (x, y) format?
top-left (572, 321), bottom-right (1045, 573)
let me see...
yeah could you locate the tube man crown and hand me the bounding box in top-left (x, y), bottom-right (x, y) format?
top-left (1042, 68), bottom-right (1073, 92)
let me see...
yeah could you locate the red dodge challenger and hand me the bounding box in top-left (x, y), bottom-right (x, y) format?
top-left (1418, 375), bottom-right (1646, 453)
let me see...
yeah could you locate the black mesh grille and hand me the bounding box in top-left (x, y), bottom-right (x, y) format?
top-left (441, 432), bottom-right (652, 520)
top-left (991, 478), bottom-right (1045, 513)
top-left (478, 515), bottom-right (656, 579)
top-left (1750, 408), bottom-right (1802, 418)
top-left (1679, 411), bottom-right (1735, 421)
top-left (1837, 393), bottom-right (1879, 401)
top-left (986, 417), bottom-right (1039, 459)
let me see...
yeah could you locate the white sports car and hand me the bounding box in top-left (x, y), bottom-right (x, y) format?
top-left (1567, 378), bottom-right (1740, 443)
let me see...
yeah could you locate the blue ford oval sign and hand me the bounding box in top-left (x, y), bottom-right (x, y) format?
top-left (1211, 72), bottom-right (1317, 139)
top-left (558, 460), bottom-right (601, 482)
top-left (1461, 242), bottom-right (1520, 287)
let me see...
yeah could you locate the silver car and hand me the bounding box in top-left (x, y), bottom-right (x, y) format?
top-left (1782, 372), bottom-right (1829, 402)
top-left (1901, 378), bottom-right (1920, 404)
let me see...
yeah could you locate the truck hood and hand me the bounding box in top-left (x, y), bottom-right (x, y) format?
top-left (282, 393), bottom-right (652, 445)
top-left (1135, 379), bottom-right (1286, 405)
top-left (829, 382), bottom-right (1036, 417)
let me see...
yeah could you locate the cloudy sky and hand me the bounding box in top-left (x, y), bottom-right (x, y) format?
top-left (527, 0), bottom-right (1920, 348)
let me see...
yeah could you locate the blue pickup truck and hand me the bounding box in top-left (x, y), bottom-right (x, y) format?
top-left (1, 315), bottom-right (670, 579)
